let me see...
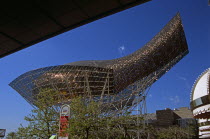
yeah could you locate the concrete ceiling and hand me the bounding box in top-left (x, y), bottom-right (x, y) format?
top-left (0, 0), bottom-right (150, 58)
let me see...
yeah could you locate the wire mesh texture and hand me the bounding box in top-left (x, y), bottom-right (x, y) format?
top-left (10, 13), bottom-right (189, 111)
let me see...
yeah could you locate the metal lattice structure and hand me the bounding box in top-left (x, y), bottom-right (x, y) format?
top-left (10, 13), bottom-right (188, 114)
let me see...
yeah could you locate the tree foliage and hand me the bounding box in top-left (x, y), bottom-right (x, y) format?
top-left (66, 97), bottom-right (144, 139)
top-left (6, 132), bottom-right (17, 139)
top-left (154, 125), bottom-right (197, 139)
top-left (67, 97), bottom-right (107, 138)
top-left (6, 90), bottom-right (197, 139)
top-left (65, 97), bottom-right (197, 139)
top-left (7, 89), bottom-right (60, 139)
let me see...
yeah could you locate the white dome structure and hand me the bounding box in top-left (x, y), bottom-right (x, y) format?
top-left (191, 68), bottom-right (210, 118)
top-left (191, 68), bottom-right (210, 138)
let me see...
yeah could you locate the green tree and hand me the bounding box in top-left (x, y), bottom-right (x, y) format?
top-left (67, 97), bottom-right (104, 138)
top-left (6, 132), bottom-right (17, 139)
top-left (154, 125), bottom-right (197, 139)
top-left (12, 89), bottom-right (60, 138)
top-left (66, 97), bottom-right (144, 139)
top-left (24, 89), bottom-right (60, 138)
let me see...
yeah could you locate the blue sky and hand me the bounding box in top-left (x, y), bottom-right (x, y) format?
top-left (0, 0), bottom-right (209, 133)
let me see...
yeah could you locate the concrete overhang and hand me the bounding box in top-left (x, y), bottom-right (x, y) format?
top-left (0, 0), bottom-right (150, 58)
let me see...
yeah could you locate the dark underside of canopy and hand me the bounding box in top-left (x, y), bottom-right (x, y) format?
top-left (0, 0), bottom-right (150, 58)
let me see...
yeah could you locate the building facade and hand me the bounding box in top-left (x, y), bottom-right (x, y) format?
top-left (191, 68), bottom-right (210, 138)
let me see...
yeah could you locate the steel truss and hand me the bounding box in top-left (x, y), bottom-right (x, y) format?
top-left (9, 13), bottom-right (189, 138)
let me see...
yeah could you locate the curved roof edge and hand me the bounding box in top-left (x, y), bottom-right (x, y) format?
top-left (190, 68), bottom-right (210, 102)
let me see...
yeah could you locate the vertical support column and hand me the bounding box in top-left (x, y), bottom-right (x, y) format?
top-left (100, 72), bottom-right (109, 100)
top-left (84, 71), bottom-right (92, 99)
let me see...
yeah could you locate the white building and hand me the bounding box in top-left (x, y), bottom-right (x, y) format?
top-left (191, 68), bottom-right (210, 138)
